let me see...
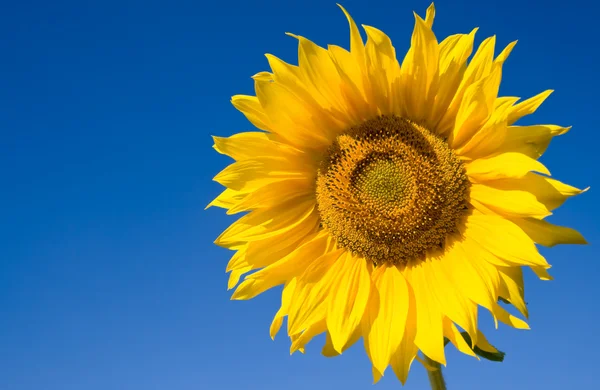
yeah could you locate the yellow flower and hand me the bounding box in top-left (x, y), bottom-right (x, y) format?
top-left (209, 3), bottom-right (586, 384)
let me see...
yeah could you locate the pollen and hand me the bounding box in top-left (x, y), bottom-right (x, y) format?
top-left (316, 115), bottom-right (470, 266)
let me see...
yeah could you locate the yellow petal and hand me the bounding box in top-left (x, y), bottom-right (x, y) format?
top-left (460, 123), bottom-right (571, 160)
top-left (226, 227), bottom-right (317, 289)
top-left (213, 157), bottom-right (309, 192)
top-left (228, 265), bottom-right (251, 291)
top-left (265, 53), bottom-right (334, 125)
top-left (462, 214), bottom-right (549, 268)
top-left (431, 29), bottom-right (477, 131)
top-left (362, 26), bottom-right (395, 60)
top-left (443, 318), bottom-right (477, 358)
top-left (401, 13), bottom-right (439, 122)
top-left (453, 93), bottom-right (527, 159)
top-left (287, 249), bottom-right (345, 335)
top-left (321, 326), bottom-right (362, 357)
top-left (454, 118), bottom-right (506, 159)
top-left (462, 244), bottom-right (502, 318)
top-left (531, 266), bottom-right (553, 281)
top-left (470, 183), bottom-right (552, 218)
top-left (498, 266), bottom-right (528, 318)
top-left (270, 314), bottom-right (284, 341)
top-left (213, 132), bottom-right (296, 161)
top-left (285, 35), bottom-right (347, 112)
top-left (438, 30), bottom-right (477, 75)
top-left (231, 231), bottom-right (329, 300)
top-left (230, 95), bottom-right (271, 131)
top-left (492, 302), bottom-right (529, 329)
top-left (424, 3), bottom-right (435, 28)
top-left (405, 260), bottom-right (446, 365)
top-left (290, 319), bottom-right (327, 354)
top-left (298, 45), bottom-right (345, 112)
top-left (390, 289), bottom-right (418, 385)
top-left (215, 197), bottom-right (316, 246)
top-left (451, 63), bottom-right (502, 147)
top-left (494, 41), bottom-right (517, 64)
top-left (465, 152), bottom-right (550, 182)
top-left (363, 25), bottom-right (400, 115)
top-left (442, 238), bottom-right (500, 316)
top-left (438, 36), bottom-right (495, 133)
top-left (251, 71), bottom-right (273, 81)
top-left (362, 265), bottom-right (409, 376)
top-left (372, 366), bottom-right (383, 384)
top-left (227, 178), bottom-right (314, 214)
top-left (242, 226), bottom-right (317, 270)
top-left (486, 173), bottom-right (586, 211)
top-left (205, 188), bottom-right (246, 211)
top-left (510, 217), bottom-right (587, 247)
top-left (266, 52), bottom-right (350, 132)
top-left (327, 253), bottom-right (371, 353)
top-left (422, 255), bottom-right (478, 344)
top-left (494, 96), bottom-right (521, 115)
top-left (265, 53), bottom-right (304, 90)
top-left (507, 90), bottom-right (553, 125)
top-left (498, 124), bottom-right (571, 159)
top-left (335, 5), bottom-right (371, 116)
top-left (327, 44), bottom-right (374, 121)
top-left (475, 329), bottom-right (499, 353)
top-left (337, 4), bottom-right (365, 63)
top-left (459, 35), bottom-right (496, 87)
top-left (255, 78), bottom-right (333, 149)
top-left (270, 279), bottom-right (297, 339)
top-left (225, 246), bottom-right (247, 272)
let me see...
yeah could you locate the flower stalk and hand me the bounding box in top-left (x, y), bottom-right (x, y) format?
top-left (424, 355), bottom-right (446, 390)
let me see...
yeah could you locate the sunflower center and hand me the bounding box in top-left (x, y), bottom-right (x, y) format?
top-left (316, 115), bottom-right (469, 266)
top-left (353, 157), bottom-right (409, 208)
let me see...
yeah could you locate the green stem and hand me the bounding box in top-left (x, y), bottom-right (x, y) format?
top-left (424, 355), bottom-right (447, 390)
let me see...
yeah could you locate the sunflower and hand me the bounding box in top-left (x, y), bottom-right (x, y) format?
top-left (208, 3), bottom-right (586, 385)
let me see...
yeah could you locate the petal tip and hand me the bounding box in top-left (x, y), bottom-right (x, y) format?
top-left (285, 32), bottom-right (300, 40)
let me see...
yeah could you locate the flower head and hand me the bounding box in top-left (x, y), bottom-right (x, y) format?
top-left (209, 3), bottom-right (586, 384)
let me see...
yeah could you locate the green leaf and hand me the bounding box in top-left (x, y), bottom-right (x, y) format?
top-left (460, 332), bottom-right (506, 362)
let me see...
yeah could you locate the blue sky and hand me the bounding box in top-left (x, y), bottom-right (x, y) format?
top-left (1, 0), bottom-right (598, 389)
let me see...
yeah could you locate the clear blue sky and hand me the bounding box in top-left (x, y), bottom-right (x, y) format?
top-left (1, 0), bottom-right (597, 389)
